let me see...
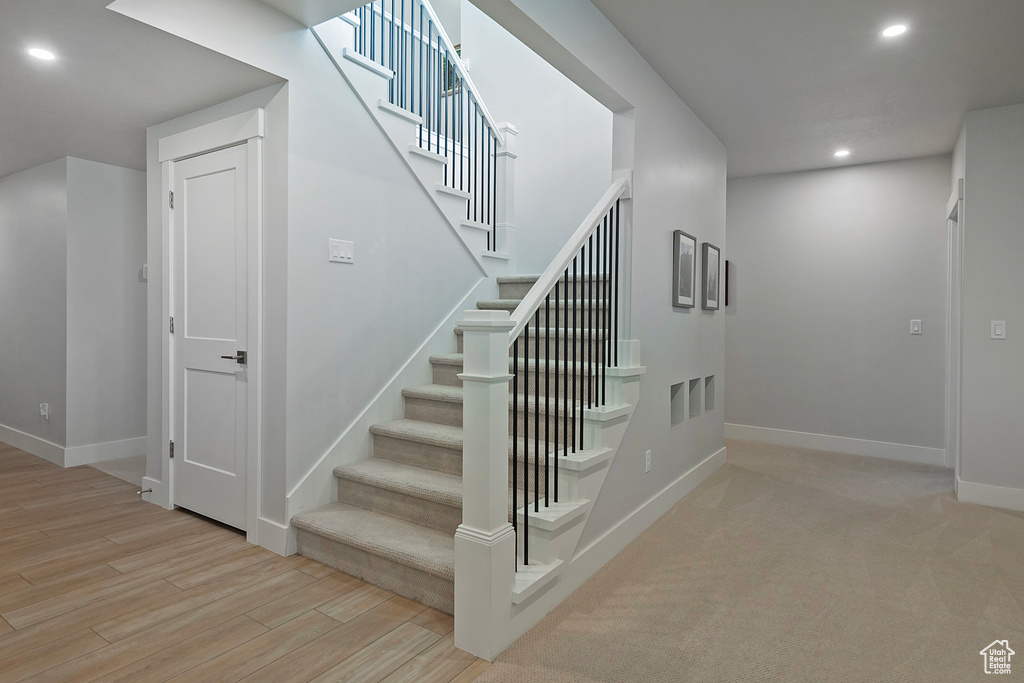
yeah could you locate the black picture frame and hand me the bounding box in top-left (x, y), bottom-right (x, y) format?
top-left (672, 230), bottom-right (696, 308)
top-left (702, 242), bottom-right (720, 310)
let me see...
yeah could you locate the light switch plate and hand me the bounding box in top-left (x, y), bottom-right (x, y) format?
top-left (992, 321), bottom-right (1007, 340)
top-left (329, 239), bottom-right (354, 264)
top-left (910, 320), bottom-right (922, 335)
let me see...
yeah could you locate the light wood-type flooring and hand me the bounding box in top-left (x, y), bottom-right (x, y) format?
top-left (0, 441), bottom-right (489, 682)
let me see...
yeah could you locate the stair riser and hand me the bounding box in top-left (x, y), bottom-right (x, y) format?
top-left (373, 433), bottom-right (462, 475)
top-left (296, 529), bottom-right (454, 614)
top-left (431, 363), bottom-right (462, 387)
top-left (498, 278), bottom-right (610, 300)
top-left (405, 396), bottom-right (462, 427)
top-left (336, 478), bottom-right (461, 535)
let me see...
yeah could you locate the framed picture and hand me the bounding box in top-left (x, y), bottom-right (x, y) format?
top-left (672, 230), bottom-right (696, 308)
top-left (702, 242), bottom-right (720, 310)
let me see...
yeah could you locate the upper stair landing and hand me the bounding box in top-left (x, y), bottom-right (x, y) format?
top-left (312, 3), bottom-right (517, 271)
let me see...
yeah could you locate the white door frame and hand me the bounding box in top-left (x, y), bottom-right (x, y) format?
top-left (158, 109), bottom-right (264, 544)
top-left (945, 178), bottom-right (964, 481)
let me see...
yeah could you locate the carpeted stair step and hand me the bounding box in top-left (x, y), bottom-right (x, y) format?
top-left (334, 458), bottom-right (462, 535)
top-left (370, 418), bottom-right (463, 475)
top-left (430, 352), bottom-right (600, 389)
top-left (497, 274), bottom-right (612, 300)
top-left (402, 384), bottom-right (464, 427)
top-left (292, 502), bottom-right (455, 614)
top-left (455, 327), bottom-right (606, 356)
top-left (477, 299), bottom-right (610, 328)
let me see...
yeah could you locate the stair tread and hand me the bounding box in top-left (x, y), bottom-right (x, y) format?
top-left (293, 502), bottom-right (454, 581)
top-left (455, 327), bottom-right (607, 337)
top-left (335, 458), bottom-right (462, 508)
top-left (369, 418), bottom-right (463, 450)
top-left (402, 384), bottom-right (464, 403)
top-left (432, 353), bottom-right (599, 375)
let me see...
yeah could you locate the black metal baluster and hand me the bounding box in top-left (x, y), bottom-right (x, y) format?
top-left (472, 103), bottom-right (478, 224)
top-left (554, 281), bottom-right (560, 503)
top-left (598, 214), bottom-right (606, 405)
top-left (589, 232), bottom-right (598, 409)
top-left (596, 220), bottom-right (603, 406)
top-left (493, 133), bottom-right (498, 232)
top-left (544, 293), bottom-right (550, 507)
top-left (573, 255), bottom-right (580, 451)
top-left (534, 309), bottom-right (540, 514)
top-left (523, 322), bottom-right (530, 565)
top-left (512, 336), bottom-right (518, 569)
top-left (613, 202), bottom-right (619, 366)
top-left (370, 1), bottom-right (375, 60)
top-left (563, 267), bottom-right (569, 469)
top-left (436, 35), bottom-right (441, 155)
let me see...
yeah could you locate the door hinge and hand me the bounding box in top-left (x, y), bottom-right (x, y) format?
top-left (168, 191), bottom-right (174, 209)
top-left (169, 316), bottom-right (174, 334)
top-left (169, 440), bottom-right (175, 458)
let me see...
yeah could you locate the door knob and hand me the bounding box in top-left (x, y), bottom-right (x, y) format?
top-left (221, 351), bottom-right (247, 365)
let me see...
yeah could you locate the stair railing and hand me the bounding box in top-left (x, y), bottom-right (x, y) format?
top-left (344, 0), bottom-right (504, 249)
top-left (507, 178), bottom-right (627, 568)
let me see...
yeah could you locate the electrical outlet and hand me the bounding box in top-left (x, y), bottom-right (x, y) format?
top-left (645, 450), bottom-right (652, 473)
top-left (39, 403), bottom-right (49, 419)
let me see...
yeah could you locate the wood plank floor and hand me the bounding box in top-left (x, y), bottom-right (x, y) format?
top-left (0, 441), bottom-right (489, 683)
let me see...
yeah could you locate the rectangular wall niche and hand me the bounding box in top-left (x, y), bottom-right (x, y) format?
top-left (705, 375), bottom-right (716, 412)
top-left (689, 378), bottom-right (702, 418)
top-left (670, 381), bottom-right (686, 426)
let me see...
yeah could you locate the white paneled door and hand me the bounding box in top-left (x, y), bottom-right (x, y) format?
top-left (172, 145), bottom-right (249, 531)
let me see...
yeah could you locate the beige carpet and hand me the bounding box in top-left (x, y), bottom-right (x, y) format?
top-left (478, 439), bottom-right (1024, 682)
top-left (88, 454), bottom-right (146, 488)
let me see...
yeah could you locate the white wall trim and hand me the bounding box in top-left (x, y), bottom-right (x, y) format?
top-left (158, 109), bottom-right (264, 162)
top-left (725, 423), bottom-right (946, 467)
top-left (0, 423), bottom-right (65, 466)
top-left (257, 516), bottom-right (293, 556)
top-left (497, 446), bottom-right (726, 649)
top-left (65, 436), bottom-right (147, 467)
top-left (957, 477), bottom-right (1024, 513)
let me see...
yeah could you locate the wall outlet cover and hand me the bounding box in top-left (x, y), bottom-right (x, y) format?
top-left (992, 320), bottom-right (1007, 340)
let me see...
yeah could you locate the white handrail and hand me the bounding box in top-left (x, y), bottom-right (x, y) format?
top-left (418, 0), bottom-right (504, 146)
top-left (508, 179), bottom-right (628, 342)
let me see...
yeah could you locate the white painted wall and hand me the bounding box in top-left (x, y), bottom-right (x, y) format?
top-left (0, 159), bottom-right (69, 448)
top-left (461, 1), bottom-right (612, 273)
top-left (726, 157), bottom-right (951, 458)
top-left (119, 0), bottom-right (484, 530)
top-left (476, 0), bottom-right (727, 554)
top-left (959, 103), bottom-right (1024, 494)
top-left (65, 158), bottom-right (147, 451)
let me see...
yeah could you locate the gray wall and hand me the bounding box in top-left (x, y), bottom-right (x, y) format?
top-left (960, 103), bottom-right (1024, 490)
top-left (488, 0), bottom-right (727, 552)
top-left (0, 159), bottom-right (69, 446)
top-left (65, 158), bottom-right (147, 449)
top-left (726, 156), bottom-right (951, 450)
top-left (461, 1), bottom-right (613, 273)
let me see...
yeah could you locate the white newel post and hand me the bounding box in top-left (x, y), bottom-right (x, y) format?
top-left (454, 310), bottom-right (515, 661)
top-left (495, 122), bottom-right (518, 258)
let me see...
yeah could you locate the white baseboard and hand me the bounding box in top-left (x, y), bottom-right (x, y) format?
top-left (140, 475), bottom-right (170, 509)
top-left (956, 477), bottom-right (1024, 513)
top-left (256, 516), bottom-right (294, 556)
top-left (65, 437), bottom-right (146, 467)
top-left (0, 423), bottom-right (65, 466)
top-left (497, 445), bottom-right (727, 651)
top-left (567, 446), bottom-right (727, 585)
top-left (725, 423), bottom-right (946, 467)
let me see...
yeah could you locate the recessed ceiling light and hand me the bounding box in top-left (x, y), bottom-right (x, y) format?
top-left (882, 24), bottom-right (908, 38)
top-left (834, 149), bottom-right (851, 158)
top-left (27, 47), bottom-right (57, 61)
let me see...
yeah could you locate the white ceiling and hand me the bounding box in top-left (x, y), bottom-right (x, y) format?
top-left (589, 0), bottom-right (1024, 177)
top-left (0, 0), bottom-right (283, 180)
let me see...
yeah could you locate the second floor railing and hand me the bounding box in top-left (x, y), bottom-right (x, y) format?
top-left (345, 0), bottom-right (504, 249)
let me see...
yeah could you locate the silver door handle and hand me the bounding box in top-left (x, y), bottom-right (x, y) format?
top-left (220, 351), bottom-right (247, 365)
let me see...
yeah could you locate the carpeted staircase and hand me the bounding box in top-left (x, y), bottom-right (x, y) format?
top-left (292, 275), bottom-right (600, 614)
